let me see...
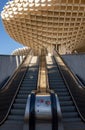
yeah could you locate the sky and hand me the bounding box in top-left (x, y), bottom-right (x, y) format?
top-left (0, 0), bottom-right (24, 55)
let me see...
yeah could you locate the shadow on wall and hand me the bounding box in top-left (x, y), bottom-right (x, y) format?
top-left (0, 55), bottom-right (24, 89)
top-left (76, 74), bottom-right (85, 86)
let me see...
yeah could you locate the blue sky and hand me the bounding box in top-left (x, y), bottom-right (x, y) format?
top-left (0, 0), bottom-right (24, 55)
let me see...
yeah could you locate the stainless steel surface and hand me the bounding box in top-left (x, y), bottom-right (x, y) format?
top-left (35, 93), bottom-right (52, 120)
top-left (23, 95), bottom-right (31, 130)
top-left (24, 95), bottom-right (31, 122)
top-left (55, 94), bottom-right (64, 130)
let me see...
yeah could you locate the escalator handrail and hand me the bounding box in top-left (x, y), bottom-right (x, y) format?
top-left (54, 50), bottom-right (84, 88)
top-left (0, 52), bottom-right (33, 125)
top-left (29, 92), bottom-right (36, 130)
top-left (54, 50), bottom-right (85, 121)
top-left (0, 49), bottom-right (32, 92)
top-left (37, 56), bottom-right (41, 92)
top-left (50, 92), bottom-right (58, 130)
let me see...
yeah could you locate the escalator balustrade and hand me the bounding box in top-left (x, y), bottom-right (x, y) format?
top-left (0, 56), bottom-right (39, 130)
top-left (46, 56), bottom-right (85, 130)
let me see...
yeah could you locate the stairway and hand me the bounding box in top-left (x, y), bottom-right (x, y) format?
top-left (0, 56), bottom-right (39, 130)
top-left (46, 56), bottom-right (85, 130)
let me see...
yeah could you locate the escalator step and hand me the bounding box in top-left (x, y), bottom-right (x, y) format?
top-left (63, 112), bottom-right (79, 118)
top-left (13, 104), bottom-right (26, 109)
top-left (22, 82), bottom-right (37, 85)
top-left (21, 82), bottom-right (36, 88)
top-left (48, 75), bottom-right (61, 78)
top-left (49, 81), bottom-right (65, 85)
top-left (8, 115), bottom-right (23, 120)
top-left (5, 120), bottom-right (23, 124)
top-left (59, 96), bottom-right (71, 101)
top-left (60, 101), bottom-right (73, 106)
top-left (20, 86), bottom-right (35, 89)
top-left (63, 118), bottom-right (81, 122)
top-left (20, 87), bottom-right (32, 90)
top-left (11, 109), bottom-right (25, 115)
top-left (17, 94), bottom-right (28, 98)
top-left (61, 106), bottom-right (76, 112)
top-left (56, 88), bottom-right (68, 92)
top-left (64, 122), bottom-right (85, 130)
top-left (57, 92), bottom-right (69, 96)
top-left (15, 99), bottom-right (27, 103)
top-left (19, 90), bottom-right (30, 94)
top-left (49, 85), bottom-right (66, 88)
top-left (49, 78), bottom-right (63, 82)
top-left (22, 79), bottom-right (37, 82)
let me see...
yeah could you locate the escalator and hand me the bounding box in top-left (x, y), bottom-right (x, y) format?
top-left (1, 53), bottom-right (85, 130)
top-left (0, 56), bottom-right (39, 130)
top-left (46, 55), bottom-right (85, 130)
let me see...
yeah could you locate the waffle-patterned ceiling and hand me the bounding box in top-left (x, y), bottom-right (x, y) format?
top-left (1, 0), bottom-right (85, 54)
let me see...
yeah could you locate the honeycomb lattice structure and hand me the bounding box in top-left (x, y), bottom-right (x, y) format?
top-left (1, 0), bottom-right (85, 54)
top-left (12, 46), bottom-right (30, 55)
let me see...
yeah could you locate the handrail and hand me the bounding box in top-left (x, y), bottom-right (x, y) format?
top-left (55, 94), bottom-right (64, 130)
top-left (0, 50), bottom-right (33, 125)
top-left (37, 56), bottom-right (41, 92)
top-left (50, 92), bottom-right (58, 130)
top-left (29, 92), bottom-right (36, 130)
top-left (0, 49), bottom-right (32, 92)
top-left (53, 50), bottom-right (85, 121)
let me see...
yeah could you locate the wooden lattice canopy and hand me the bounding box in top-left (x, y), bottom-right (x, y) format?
top-left (1, 0), bottom-right (85, 54)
